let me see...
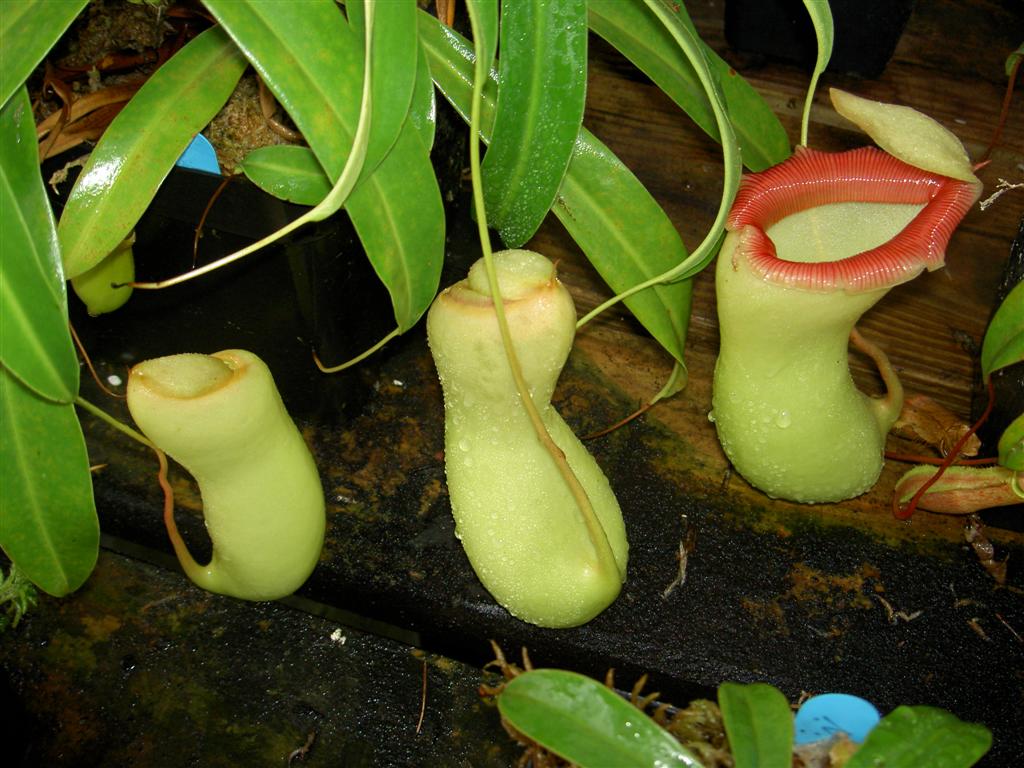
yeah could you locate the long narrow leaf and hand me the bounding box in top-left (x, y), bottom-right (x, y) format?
top-left (981, 281), bottom-right (1024, 379)
top-left (418, 11), bottom-right (691, 364)
top-left (411, 42), bottom-right (438, 150)
top-left (588, 0), bottom-right (789, 171)
top-left (211, 0), bottom-right (442, 332)
top-left (206, 0), bottom-right (357, 182)
top-left (718, 682), bottom-right (793, 768)
top-left (572, 0), bottom-right (741, 353)
top-left (555, 138), bottom-right (692, 362)
top-left (346, 125), bottom-right (444, 332)
top-left (58, 26), bottom-right (247, 279)
top-left (240, 42), bottom-right (439, 206)
top-left (343, 0), bottom-right (419, 172)
top-left (0, 0), bottom-right (88, 110)
top-left (846, 706), bottom-right (991, 768)
top-left (0, 370), bottom-right (98, 597)
top-left (482, 0), bottom-right (588, 246)
top-left (0, 88), bottom-right (78, 402)
top-left (498, 670), bottom-right (703, 768)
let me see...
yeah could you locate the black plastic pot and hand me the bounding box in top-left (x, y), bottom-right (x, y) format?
top-left (725, 0), bottom-right (914, 78)
top-left (59, 167), bottom-right (395, 426)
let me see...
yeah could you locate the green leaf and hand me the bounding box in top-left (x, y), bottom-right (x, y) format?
top-left (418, 10), bottom-right (692, 364)
top-left (800, 0), bottom-right (834, 146)
top-left (242, 146), bottom-right (332, 206)
top-left (0, 370), bottom-right (98, 597)
top-left (718, 682), bottom-right (793, 768)
top-left (0, 88), bottom-right (78, 402)
top-left (588, 0), bottom-right (789, 171)
top-left (997, 412), bottom-right (1024, 471)
top-left (0, 0), bottom-right (88, 110)
top-left (847, 706), bottom-right (991, 768)
top-left (498, 669), bottom-right (703, 768)
top-left (343, 0), bottom-right (419, 174)
top-left (482, 0), bottom-right (588, 246)
top-left (345, 125), bottom-right (444, 332)
top-left (555, 136), bottom-right (692, 363)
top-left (411, 41), bottom-right (438, 151)
top-left (981, 281), bottom-right (1024, 379)
top-left (582, 0), bottom-right (740, 346)
top-left (242, 135), bottom-right (442, 333)
top-left (58, 26), bottom-right (247, 279)
top-left (212, 0), bottom-right (442, 332)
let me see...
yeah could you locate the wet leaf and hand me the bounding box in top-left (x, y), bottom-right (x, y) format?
top-left (342, 0), bottom-right (419, 174)
top-left (410, 43), bottom-right (438, 150)
top-left (241, 146), bottom-right (331, 206)
top-left (498, 669), bottom-right (703, 767)
top-left (981, 281), bottom-right (1024, 379)
top-left (346, 125), bottom-right (444, 332)
top-left (0, 369), bottom-right (98, 597)
top-left (555, 136), bottom-right (692, 363)
top-left (58, 27), bottom-right (247, 279)
top-left (0, 0), bottom-right (87, 110)
top-left (846, 706), bottom-right (991, 768)
top-left (419, 10), bottom-right (691, 364)
top-left (0, 88), bottom-right (78, 403)
top-left (588, 1), bottom-right (789, 171)
top-left (718, 682), bottom-right (793, 768)
top-left (482, 0), bottom-right (588, 246)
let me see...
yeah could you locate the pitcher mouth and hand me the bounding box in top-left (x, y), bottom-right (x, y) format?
top-left (726, 146), bottom-right (982, 293)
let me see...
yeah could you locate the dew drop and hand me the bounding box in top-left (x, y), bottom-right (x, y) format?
top-left (775, 410), bottom-right (792, 428)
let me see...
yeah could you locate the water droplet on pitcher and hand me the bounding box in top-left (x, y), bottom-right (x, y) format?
top-left (775, 410), bottom-right (792, 428)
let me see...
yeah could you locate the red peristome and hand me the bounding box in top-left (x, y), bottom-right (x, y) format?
top-left (728, 146), bottom-right (982, 292)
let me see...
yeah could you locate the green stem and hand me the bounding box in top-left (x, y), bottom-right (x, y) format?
top-left (576, 0), bottom-right (740, 330)
top-left (315, 327), bottom-right (401, 373)
top-left (465, 0), bottom-right (615, 574)
top-left (74, 395), bottom-right (153, 449)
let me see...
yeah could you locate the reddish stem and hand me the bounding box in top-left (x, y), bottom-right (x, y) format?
top-left (893, 378), bottom-right (996, 520)
top-left (193, 174), bottom-right (232, 268)
top-left (885, 452), bottom-right (998, 467)
top-left (982, 52), bottom-right (1021, 163)
top-left (69, 321), bottom-right (125, 400)
top-left (583, 401), bottom-right (654, 440)
top-left (154, 447), bottom-right (201, 576)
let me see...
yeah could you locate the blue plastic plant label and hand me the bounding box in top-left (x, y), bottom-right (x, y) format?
top-left (175, 134), bottom-right (220, 175)
top-left (794, 693), bottom-right (881, 744)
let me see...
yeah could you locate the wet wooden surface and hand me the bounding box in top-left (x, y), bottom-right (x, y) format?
top-left (4, 1), bottom-right (1024, 766)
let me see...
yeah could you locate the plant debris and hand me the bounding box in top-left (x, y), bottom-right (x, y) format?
top-left (965, 515), bottom-right (1009, 585)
